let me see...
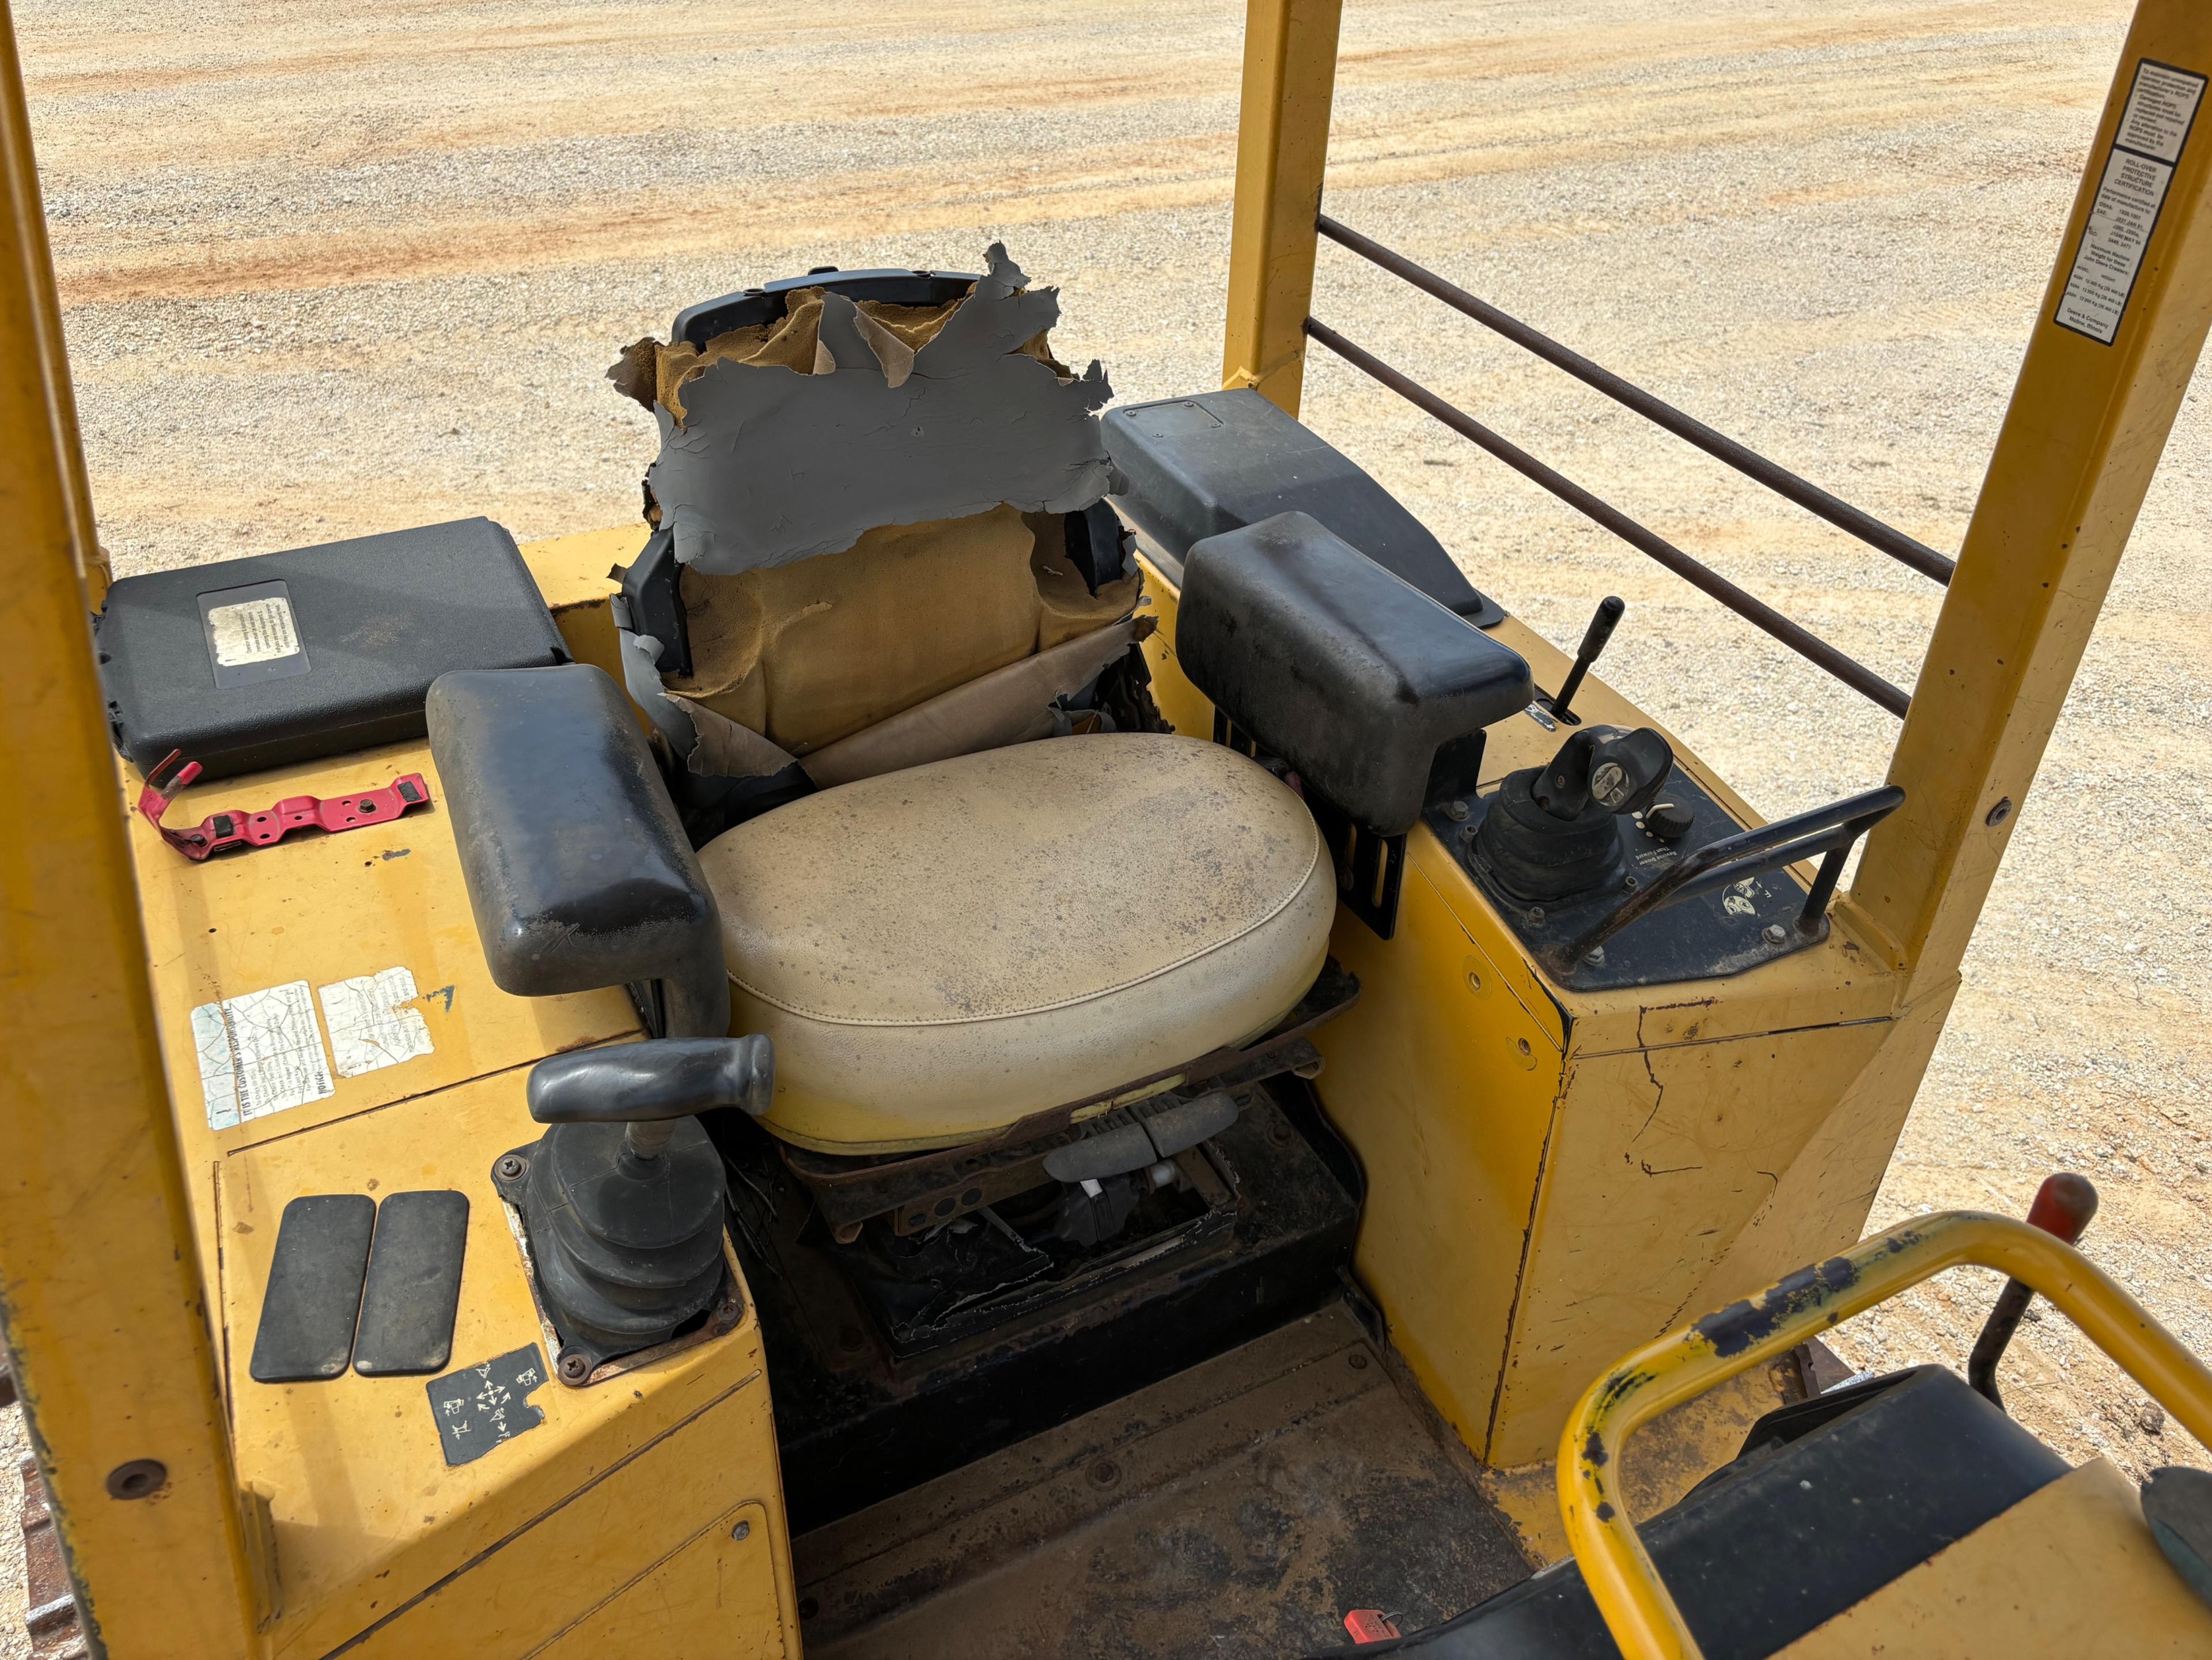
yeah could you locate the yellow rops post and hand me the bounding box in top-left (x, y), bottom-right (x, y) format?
top-left (5, 1), bottom-right (2212, 1657)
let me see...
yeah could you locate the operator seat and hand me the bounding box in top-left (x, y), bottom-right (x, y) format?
top-left (614, 258), bottom-right (1531, 1160)
top-left (697, 731), bottom-right (1335, 1152)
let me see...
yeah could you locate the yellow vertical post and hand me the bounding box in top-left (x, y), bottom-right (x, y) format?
top-left (1853, 0), bottom-right (2212, 994)
top-left (1221, 0), bottom-right (1343, 415)
top-left (0, 5), bottom-right (263, 1654)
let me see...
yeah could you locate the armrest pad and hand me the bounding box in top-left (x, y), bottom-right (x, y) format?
top-left (426, 665), bottom-right (728, 1037)
top-left (1176, 512), bottom-right (1531, 834)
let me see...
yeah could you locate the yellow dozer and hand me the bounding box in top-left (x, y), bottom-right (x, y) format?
top-left (5, 2), bottom-right (2212, 1656)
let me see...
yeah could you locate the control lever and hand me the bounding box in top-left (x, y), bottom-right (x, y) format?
top-left (1531, 725), bottom-right (1672, 821)
top-left (507, 1035), bottom-right (775, 1380)
top-left (1967, 1173), bottom-right (2098, 1411)
top-left (528, 1037), bottom-right (775, 1156)
top-left (1548, 595), bottom-right (1624, 723)
top-left (1474, 724), bottom-right (1675, 903)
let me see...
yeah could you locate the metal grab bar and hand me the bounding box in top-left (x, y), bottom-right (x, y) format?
top-left (1303, 316), bottom-right (1914, 717)
top-left (1550, 784), bottom-right (1905, 971)
top-left (1559, 1211), bottom-right (2212, 1660)
top-left (1316, 215), bottom-right (1957, 586)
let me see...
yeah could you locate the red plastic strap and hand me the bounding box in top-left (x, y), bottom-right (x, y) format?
top-left (137, 751), bottom-right (431, 862)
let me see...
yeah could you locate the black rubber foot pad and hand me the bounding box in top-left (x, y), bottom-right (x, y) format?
top-left (353, 1190), bottom-right (471, 1377)
top-left (250, 1194), bottom-right (376, 1383)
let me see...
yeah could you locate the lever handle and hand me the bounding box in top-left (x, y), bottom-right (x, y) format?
top-left (1551, 595), bottom-right (1624, 722)
top-left (527, 1037), bottom-right (775, 1157)
top-left (1967, 1173), bottom-right (2099, 1410)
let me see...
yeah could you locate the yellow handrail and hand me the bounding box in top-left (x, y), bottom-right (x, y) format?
top-left (1557, 1211), bottom-right (2212, 1660)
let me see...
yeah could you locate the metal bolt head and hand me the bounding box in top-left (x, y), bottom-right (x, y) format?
top-left (1622, 874), bottom-right (1639, 891)
top-left (730, 1519), bottom-right (752, 1541)
top-left (557, 1351), bottom-right (592, 1385)
top-left (105, 1460), bottom-right (166, 1500)
top-left (1089, 1458), bottom-right (1120, 1488)
top-left (1444, 799), bottom-right (1470, 823)
top-left (1585, 946), bottom-right (1606, 964)
top-left (1528, 906), bottom-right (1547, 925)
top-left (714, 1298), bottom-right (742, 1328)
top-left (1986, 797), bottom-right (2014, 827)
top-left (1763, 923), bottom-right (1787, 944)
top-left (1348, 1351), bottom-right (1370, 1371)
top-left (495, 1154), bottom-right (525, 1182)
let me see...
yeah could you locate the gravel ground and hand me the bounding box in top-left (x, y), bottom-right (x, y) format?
top-left (8, 0), bottom-right (2210, 1627)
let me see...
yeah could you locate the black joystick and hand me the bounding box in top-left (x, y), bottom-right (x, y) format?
top-left (1548, 595), bottom-right (1624, 724)
top-left (1475, 725), bottom-right (1674, 902)
top-left (512, 1036), bottom-right (773, 1381)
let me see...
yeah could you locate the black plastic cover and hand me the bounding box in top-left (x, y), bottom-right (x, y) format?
top-left (96, 517), bottom-right (568, 781)
top-left (1103, 389), bottom-right (1501, 622)
top-left (249, 1194), bottom-right (376, 1384)
top-left (672, 266), bottom-right (984, 349)
top-left (352, 1190), bottom-right (469, 1378)
top-left (1177, 512), bottom-right (1531, 835)
top-left (1310, 1366), bottom-right (2068, 1660)
top-left (425, 665), bottom-right (727, 1037)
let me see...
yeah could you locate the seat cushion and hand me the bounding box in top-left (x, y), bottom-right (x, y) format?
top-left (697, 733), bottom-right (1335, 1152)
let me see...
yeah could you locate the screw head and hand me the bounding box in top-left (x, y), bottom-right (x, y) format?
top-left (1528, 906), bottom-right (1547, 925)
top-left (714, 1298), bottom-right (742, 1327)
top-left (1986, 797), bottom-right (2014, 827)
top-left (1622, 874), bottom-right (1639, 891)
top-left (1763, 922), bottom-right (1787, 944)
top-left (1444, 799), bottom-right (1470, 823)
top-left (557, 1351), bottom-right (592, 1385)
top-left (1089, 1459), bottom-right (1120, 1488)
top-left (731, 1519), bottom-right (752, 1541)
top-left (105, 1460), bottom-right (166, 1500)
top-left (1348, 1351), bottom-right (1370, 1371)
top-left (495, 1154), bottom-right (525, 1182)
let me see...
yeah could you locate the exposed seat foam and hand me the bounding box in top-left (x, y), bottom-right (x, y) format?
top-left (698, 733), bottom-right (1335, 1152)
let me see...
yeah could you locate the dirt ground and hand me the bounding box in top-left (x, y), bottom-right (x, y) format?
top-left (9, 0), bottom-right (2211, 1637)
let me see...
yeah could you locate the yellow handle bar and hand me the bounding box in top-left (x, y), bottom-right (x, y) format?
top-left (1556, 1210), bottom-right (2212, 1660)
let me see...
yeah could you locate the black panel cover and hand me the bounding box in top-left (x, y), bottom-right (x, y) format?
top-left (96, 517), bottom-right (568, 781)
top-left (425, 665), bottom-right (725, 1032)
top-left (1103, 388), bottom-right (1501, 622)
top-left (250, 1194), bottom-right (376, 1384)
top-left (353, 1190), bottom-right (470, 1377)
top-left (1177, 512), bottom-right (1530, 835)
top-left (1309, 1367), bottom-right (2068, 1660)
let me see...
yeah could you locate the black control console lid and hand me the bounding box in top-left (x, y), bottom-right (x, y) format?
top-left (1103, 388), bottom-right (1501, 623)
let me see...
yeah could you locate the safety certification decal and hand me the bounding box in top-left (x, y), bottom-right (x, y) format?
top-left (206, 595), bottom-right (302, 667)
top-left (190, 980), bottom-right (335, 1129)
top-left (319, 966), bottom-right (435, 1079)
top-left (426, 1345), bottom-right (548, 1467)
top-left (2056, 60), bottom-right (2206, 345)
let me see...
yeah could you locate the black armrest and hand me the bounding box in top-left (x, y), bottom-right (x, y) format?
top-left (1176, 512), bottom-right (1532, 835)
top-left (425, 665), bottom-right (728, 1038)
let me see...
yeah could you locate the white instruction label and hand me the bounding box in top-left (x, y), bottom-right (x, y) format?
top-left (319, 967), bottom-right (435, 1079)
top-left (206, 595), bottom-right (301, 667)
top-left (2056, 60), bottom-right (2206, 345)
top-left (2117, 60), bottom-right (2206, 164)
top-left (191, 981), bottom-right (334, 1130)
